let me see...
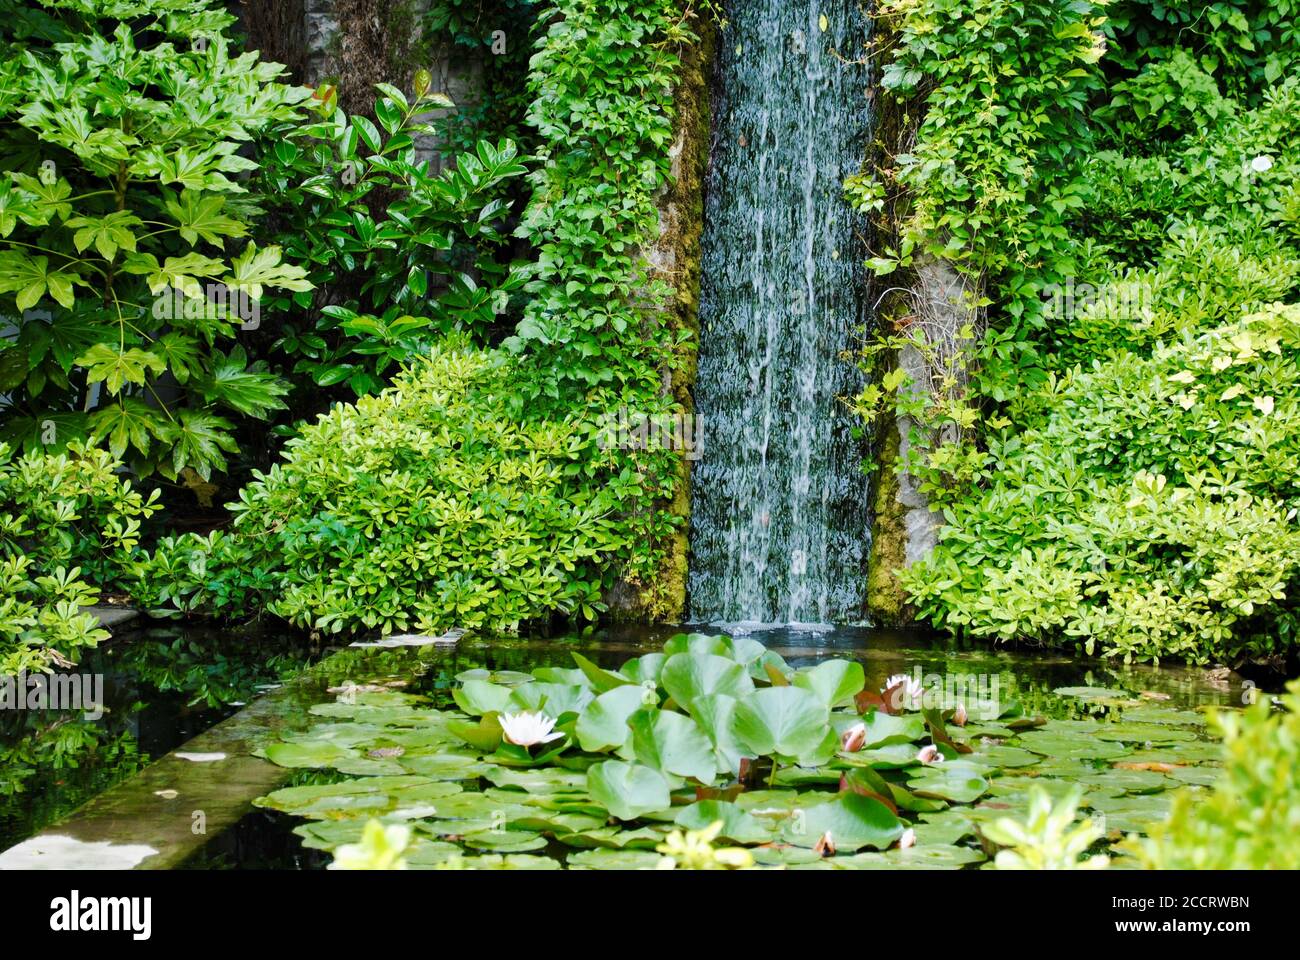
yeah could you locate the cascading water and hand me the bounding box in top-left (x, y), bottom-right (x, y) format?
top-left (688, 0), bottom-right (873, 627)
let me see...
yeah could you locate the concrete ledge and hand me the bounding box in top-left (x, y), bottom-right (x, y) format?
top-left (90, 605), bottom-right (140, 631)
top-left (0, 646), bottom-right (394, 870)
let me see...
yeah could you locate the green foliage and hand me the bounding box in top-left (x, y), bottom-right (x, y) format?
top-left (0, 440), bottom-right (158, 673)
top-left (873, 1), bottom-right (1300, 664)
top-left (0, 0), bottom-right (313, 478)
top-left (506, 0), bottom-right (692, 402)
top-left (250, 83), bottom-right (529, 408)
top-left (1133, 681), bottom-right (1300, 869)
top-left (984, 785), bottom-right (1109, 869)
top-left (876, 0), bottom-right (1105, 286)
top-left (1104, 1), bottom-right (1300, 101)
top-left (420, 0), bottom-right (540, 154)
top-left (142, 341), bottom-right (632, 635)
top-left (904, 306), bottom-right (1300, 664)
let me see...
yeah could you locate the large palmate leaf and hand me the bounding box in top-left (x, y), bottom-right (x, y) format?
top-left (193, 347), bottom-right (289, 417)
top-left (0, 251), bottom-right (80, 309)
top-left (164, 189), bottom-right (248, 246)
top-left (76, 343), bottom-right (166, 394)
top-left (225, 241), bottom-right (312, 300)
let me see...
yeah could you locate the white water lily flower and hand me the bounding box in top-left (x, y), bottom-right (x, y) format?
top-left (841, 722), bottom-right (868, 752)
top-left (916, 744), bottom-right (944, 765)
top-left (1251, 154), bottom-right (1274, 173)
top-left (899, 828), bottom-right (917, 850)
top-left (499, 711), bottom-right (564, 747)
top-left (884, 673), bottom-right (924, 709)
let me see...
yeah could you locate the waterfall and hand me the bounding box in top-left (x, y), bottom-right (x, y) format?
top-left (687, 0), bottom-right (873, 627)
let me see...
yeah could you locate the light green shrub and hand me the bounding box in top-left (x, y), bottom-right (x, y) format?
top-left (904, 306), bottom-right (1300, 664)
top-left (0, 441), bottom-right (158, 672)
top-left (144, 342), bottom-right (630, 636)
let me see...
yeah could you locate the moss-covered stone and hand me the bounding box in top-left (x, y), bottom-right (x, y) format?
top-left (866, 418), bottom-right (912, 624)
top-left (605, 17), bottom-right (715, 623)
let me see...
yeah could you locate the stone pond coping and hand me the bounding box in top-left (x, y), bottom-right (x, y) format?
top-left (0, 646), bottom-right (349, 870)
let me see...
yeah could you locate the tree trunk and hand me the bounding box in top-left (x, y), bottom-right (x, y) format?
top-left (240, 0), bottom-right (310, 85)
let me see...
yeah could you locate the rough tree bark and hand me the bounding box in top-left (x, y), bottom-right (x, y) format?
top-left (240, 0), bottom-right (309, 84)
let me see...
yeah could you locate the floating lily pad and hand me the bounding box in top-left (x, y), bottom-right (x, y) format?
top-left (1077, 768), bottom-right (1171, 794)
top-left (262, 740), bottom-right (356, 770)
top-left (433, 853), bottom-right (563, 870)
top-left (1014, 731), bottom-right (1131, 761)
top-left (1053, 686), bottom-right (1130, 700)
top-left (970, 744), bottom-right (1041, 768)
top-left (785, 792), bottom-right (904, 852)
top-left (460, 830), bottom-right (548, 853)
top-left (587, 760), bottom-right (671, 821)
top-left (1092, 723), bottom-right (1196, 744)
top-left (455, 669), bottom-right (535, 686)
top-left (675, 800), bottom-right (774, 844)
top-left (399, 754), bottom-right (495, 780)
top-left (566, 848), bottom-right (664, 870)
top-left (554, 825), bottom-right (665, 850)
top-left (483, 766), bottom-right (589, 793)
top-left (909, 761), bottom-right (990, 803)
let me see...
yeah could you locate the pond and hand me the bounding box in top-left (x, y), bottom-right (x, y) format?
top-left (0, 624), bottom-right (319, 853)
top-left (165, 624), bottom-right (1251, 870)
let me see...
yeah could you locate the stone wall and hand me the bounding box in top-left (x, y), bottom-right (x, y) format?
top-left (604, 22), bottom-right (716, 623)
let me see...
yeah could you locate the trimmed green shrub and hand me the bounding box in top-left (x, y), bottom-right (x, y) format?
top-left (904, 306), bottom-right (1300, 664)
top-left (139, 341), bottom-right (628, 635)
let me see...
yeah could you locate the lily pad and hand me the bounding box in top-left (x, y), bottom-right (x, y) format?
top-left (262, 740), bottom-right (356, 770)
top-left (908, 761), bottom-right (990, 803)
top-left (566, 848), bottom-right (664, 870)
top-left (786, 792), bottom-right (904, 852)
top-left (792, 659), bottom-right (865, 708)
top-left (574, 685), bottom-right (647, 752)
top-left (674, 800), bottom-right (775, 844)
top-left (661, 652), bottom-right (754, 710)
top-left (1014, 731), bottom-right (1131, 761)
top-left (731, 686), bottom-right (833, 763)
top-left (586, 760), bottom-right (672, 821)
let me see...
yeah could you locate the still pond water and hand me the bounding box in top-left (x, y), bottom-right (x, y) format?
top-left (1, 623), bottom-right (1257, 868)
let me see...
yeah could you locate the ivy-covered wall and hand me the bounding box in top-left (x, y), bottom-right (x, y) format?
top-left (605, 18), bottom-right (716, 622)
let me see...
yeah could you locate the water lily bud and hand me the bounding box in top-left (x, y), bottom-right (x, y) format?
top-left (814, 831), bottom-right (835, 856)
top-left (899, 828), bottom-right (916, 850)
top-left (953, 702), bottom-right (968, 726)
top-left (841, 722), bottom-right (867, 752)
top-left (916, 744), bottom-right (944, 765)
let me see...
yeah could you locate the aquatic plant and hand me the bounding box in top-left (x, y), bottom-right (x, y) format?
top-left (255, 633), bottom-right (1224, 870)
